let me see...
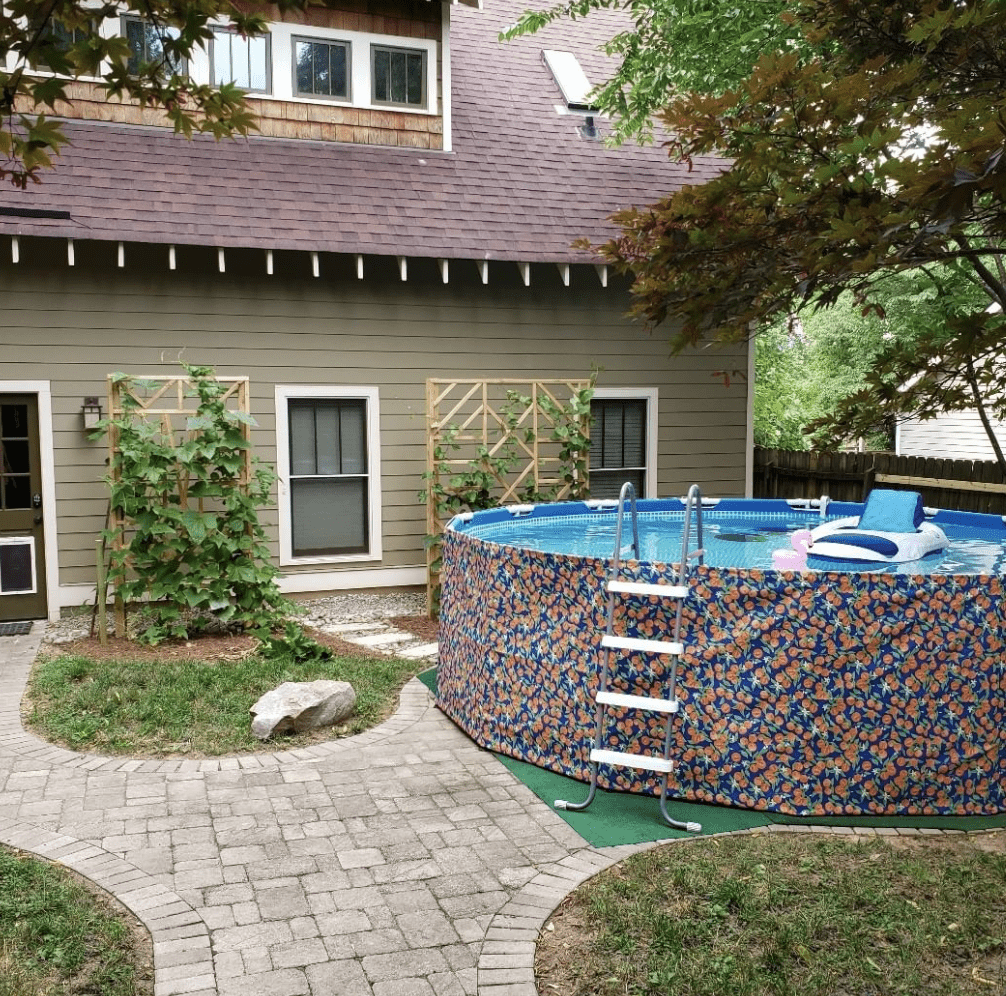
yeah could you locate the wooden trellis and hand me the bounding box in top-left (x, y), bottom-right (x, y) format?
top-left (425, 378), bottom-right (591, 612)
top-left (106, 374), bottom-right (251, 634)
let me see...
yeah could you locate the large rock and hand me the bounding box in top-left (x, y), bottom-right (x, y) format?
top-left (250, 680), bottom-right (356, 740)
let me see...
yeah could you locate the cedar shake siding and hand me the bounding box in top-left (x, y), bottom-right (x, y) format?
top-left (0, 247), bottom-right (747, 601)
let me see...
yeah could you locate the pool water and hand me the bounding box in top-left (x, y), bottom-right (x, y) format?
top-left (465, 509), bottom-right (1006, 574)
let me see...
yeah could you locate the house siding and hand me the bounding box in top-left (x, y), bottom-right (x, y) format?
top-left (897, 412), bottom-right (1005, 463)
top-left (0, 245), bottom-right (748, 603)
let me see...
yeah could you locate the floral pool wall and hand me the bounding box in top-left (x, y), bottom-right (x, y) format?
top-left (437, 528), bottom-right (1006, 817)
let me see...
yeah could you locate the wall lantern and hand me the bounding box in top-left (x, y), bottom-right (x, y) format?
top-left (81, 397), bottom-right (103, 429)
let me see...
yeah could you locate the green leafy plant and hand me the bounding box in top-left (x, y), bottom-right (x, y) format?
top-left (100, 364), bottom-right (287, 644)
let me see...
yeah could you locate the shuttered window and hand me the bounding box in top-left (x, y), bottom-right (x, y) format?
top-left (589, 398), bottom-right (648, 499)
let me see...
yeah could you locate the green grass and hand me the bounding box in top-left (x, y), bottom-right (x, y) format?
top-left (0, 845), bottom-right (146, 996)
top-left (547, 834), bottom-right (1006, 996)
top-left (27, 650), bottom-right (422, 756)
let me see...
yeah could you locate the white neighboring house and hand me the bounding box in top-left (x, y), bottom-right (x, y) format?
top-left (896, 412), bottom-right (1006, 462)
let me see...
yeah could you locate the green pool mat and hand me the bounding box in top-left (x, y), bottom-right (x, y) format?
top-left (415, 668), bottom-right (1006, 847)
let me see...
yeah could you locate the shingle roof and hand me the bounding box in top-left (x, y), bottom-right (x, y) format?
top-left (0, 0), bottom-right (726, 262)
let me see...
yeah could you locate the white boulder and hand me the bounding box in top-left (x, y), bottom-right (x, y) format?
top-left (250, 680), bottom-right (356, 740)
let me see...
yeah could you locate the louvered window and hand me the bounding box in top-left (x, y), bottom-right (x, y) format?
top-left (590, 398), bottom-right (648, 499)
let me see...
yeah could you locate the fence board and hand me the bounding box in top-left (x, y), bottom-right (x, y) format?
top-left (753, 447), bottom-right (1006, 514)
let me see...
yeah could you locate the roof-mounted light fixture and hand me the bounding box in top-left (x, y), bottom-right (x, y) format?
top-left (542, 50), bottom-right (599, 112)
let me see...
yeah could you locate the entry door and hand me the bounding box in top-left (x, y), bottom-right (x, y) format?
top-left (0, 395), bottom-right (47, 620)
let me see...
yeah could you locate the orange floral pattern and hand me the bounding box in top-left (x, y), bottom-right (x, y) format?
top-left (438, 528), bottom-right (1006, 816)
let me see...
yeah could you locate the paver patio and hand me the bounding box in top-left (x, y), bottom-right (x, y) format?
top-left (0, 622), bottom-right (987, 995)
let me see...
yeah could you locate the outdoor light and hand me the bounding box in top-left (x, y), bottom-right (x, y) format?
top-left (81, 397), bottom-right (102, 429)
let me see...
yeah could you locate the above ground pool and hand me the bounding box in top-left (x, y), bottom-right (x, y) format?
top-left (437, 496), bottom-right (1006, 817)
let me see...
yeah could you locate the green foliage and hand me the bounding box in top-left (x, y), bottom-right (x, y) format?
top-left (579, 1), bottom-right (1006, 472)
top-left (0, 0), bottom-right (319, 187)
top-left (0, 845), bottom-right (140, 996)
top-left (257, 621), bottom-right (331, 664)
top-left (101, 364), bottom-right (286, 644)
top-left (501, 0), bottom-right (806, 145)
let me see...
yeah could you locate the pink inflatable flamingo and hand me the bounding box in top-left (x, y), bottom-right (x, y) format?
top-left (772, 529), bottom-right (813, 571)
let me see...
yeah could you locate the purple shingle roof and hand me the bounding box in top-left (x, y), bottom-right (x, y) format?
top-left (0, 0), bottom-right (726, 262)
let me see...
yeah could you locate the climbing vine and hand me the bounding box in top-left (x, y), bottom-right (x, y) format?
top-left (101, 365), bottom-right (288, 644)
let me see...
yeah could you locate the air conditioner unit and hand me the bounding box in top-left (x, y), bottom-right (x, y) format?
top-left (0, 536), bottom-right (36, 595)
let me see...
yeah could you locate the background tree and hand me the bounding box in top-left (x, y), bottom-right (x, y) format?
top-left (504, 0), bottom-right (806, 144)
top-left (0, 0), bottom-right (313, 188)
top-left (578, 0), bottom-right (1006, 472)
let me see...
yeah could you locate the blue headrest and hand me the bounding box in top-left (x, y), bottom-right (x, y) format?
top-left (858, 489), bottom-right (925, 533)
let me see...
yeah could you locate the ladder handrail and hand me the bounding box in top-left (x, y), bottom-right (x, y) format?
top-left (555, 482), bottom-right (705, 834)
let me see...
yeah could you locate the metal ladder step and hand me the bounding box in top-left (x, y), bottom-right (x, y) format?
top-left (607, 580), bottom-right (689, 599)
top-left (602, 634), bottom-right (684, 656)
top-left (590, 748), bottom-right (675, 774)
top-left (596, 691), bottom-right (679, 714)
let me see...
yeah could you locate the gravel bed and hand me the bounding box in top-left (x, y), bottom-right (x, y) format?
top-left (43, 590), bottom-right (429, 647)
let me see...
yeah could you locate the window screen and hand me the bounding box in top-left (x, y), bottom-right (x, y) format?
top-left (288, 399), bottom-right (369, 557)
top-left (589, 398), bottom-right (647, 499)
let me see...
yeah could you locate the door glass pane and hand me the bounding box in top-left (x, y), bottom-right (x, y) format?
top-left (291, 478), bottom-right (367, 555)
top-left (314, 405), bottom-right (341, 476)
top-left (3, 476), bottom-right (30, 509)
top-left (289, 404), bottom-right (317, 475)
top-left (2, 440), bottom-right (29, 474)
top-left (1, 404), bottom-right (27, 438)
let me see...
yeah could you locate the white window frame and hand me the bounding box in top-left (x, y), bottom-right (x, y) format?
top-left (275, 386), bottom-right (383, 566)
top-left (590, 387), bottom-right (658, 498)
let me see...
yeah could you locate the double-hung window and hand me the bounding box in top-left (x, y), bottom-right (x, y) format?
top-left (123, 16), bottom-right (186, 76)
top-left (589, 390), bottom-right (657, 499)
top-left (294, 36), bottom-right (350, 100)
top-left (276, 387), bottom-right (382, 563)
top-left (371, 44), bottom-right (426, 108)
top-left (212, 29), bottom-right (271, 93)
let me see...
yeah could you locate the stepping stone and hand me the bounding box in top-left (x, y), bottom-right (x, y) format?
top-left (398, 643), bottom-right (439, 659)
top-left (352, 631), bottom-right (415, 648)
top-left (318, 622), bottom-right (387, 634)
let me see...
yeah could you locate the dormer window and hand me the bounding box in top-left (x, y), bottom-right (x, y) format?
top-left (371, 45), bottom-right (426, 108)
top-left (212, 29), bottom-right (271, 94)
top-left (294, 37), bottom-right (350, 100)
top-left (122, 17), bottom-right (186, 76)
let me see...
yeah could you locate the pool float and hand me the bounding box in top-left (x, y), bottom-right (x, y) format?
top-left (808, 489), bottom-right (948, 566)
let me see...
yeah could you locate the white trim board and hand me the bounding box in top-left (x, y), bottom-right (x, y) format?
top-left (0, 380), bottom-right (60, 621)
top-left (274, 385), bottom-right (384, 567)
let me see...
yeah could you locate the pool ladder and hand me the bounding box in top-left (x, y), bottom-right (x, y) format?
top-left (555, 482), bottom-right (705, 832)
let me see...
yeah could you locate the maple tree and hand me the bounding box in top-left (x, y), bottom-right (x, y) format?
top-left (582, 0), bottom-right (1006, 471)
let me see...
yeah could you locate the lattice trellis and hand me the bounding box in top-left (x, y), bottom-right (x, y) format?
top-left (425, 378), bottom-right (591, 612)
top-left (106, 374), bottom-right (251, 634)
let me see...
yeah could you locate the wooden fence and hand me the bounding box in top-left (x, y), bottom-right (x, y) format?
top-left (754, 447), bottom-right (1006, 514)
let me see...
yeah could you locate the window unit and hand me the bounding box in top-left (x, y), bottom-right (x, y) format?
top-left (28, 17), bottom-right (94, 72)
top-left (212, 28), bottom-right (270, 93)
top-left (122, 16), bottom-right (186, 76)
top-left (293, 36), bottom-right (350, 100)
top-left (371, 44), bottom-right (426, 108)
top-left (276, 387), bottom-right (382, 565)
top-left (589, 389), bottom-right (658, 499)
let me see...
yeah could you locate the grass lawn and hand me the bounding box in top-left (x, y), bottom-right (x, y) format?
top-left (0, 845), bottom-right (151, 996)
top-left (538, 832), bottom-right (1006, 996)
top-left (26, 644), bottom-right (423, 756)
